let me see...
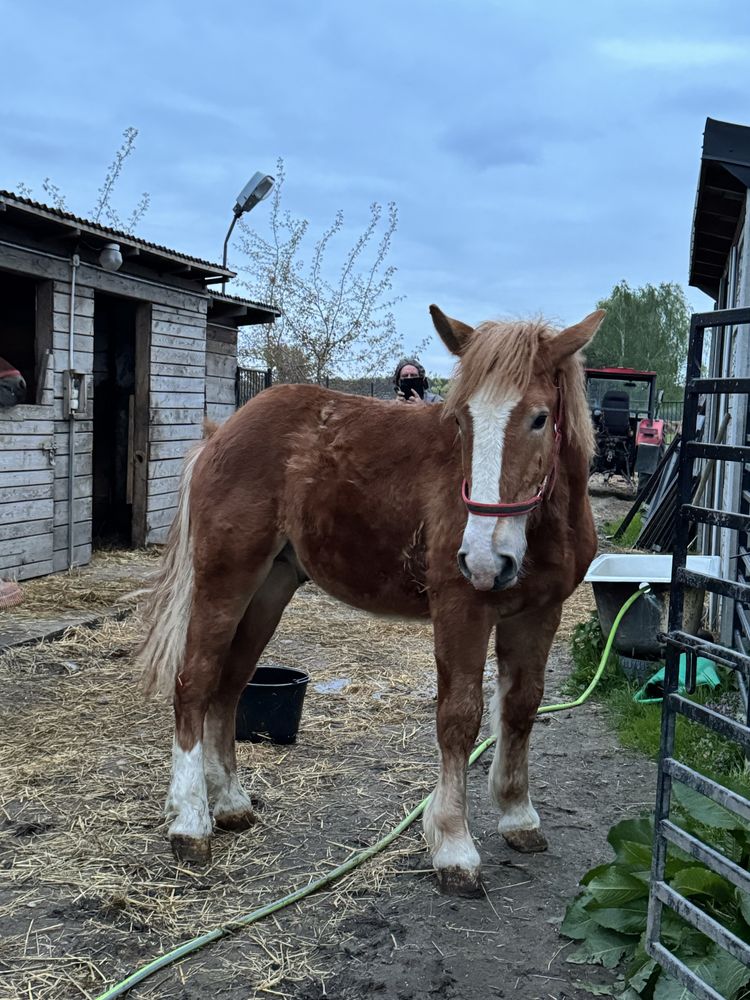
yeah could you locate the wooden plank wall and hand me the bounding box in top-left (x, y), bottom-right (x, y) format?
top-left (205, 324), bottom-right (237, 423)
top-left (146, 301), bottom-right (208, 544)
top-left (0, 370), bottom-right (56, 580)
top-left (51, 280), bottom-right (95, 571)
top-left (0, 243), bottom-right (221, 571)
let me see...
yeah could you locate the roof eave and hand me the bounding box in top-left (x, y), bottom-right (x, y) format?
top-left (0, 194), bottom-right (235, 281)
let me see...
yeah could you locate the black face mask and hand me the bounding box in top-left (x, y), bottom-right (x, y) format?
top-left (398, 375), bottom-right (425, 399)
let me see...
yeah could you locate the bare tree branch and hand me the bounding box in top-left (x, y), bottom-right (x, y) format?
top-left (235, 159), bottom-right (424, 383)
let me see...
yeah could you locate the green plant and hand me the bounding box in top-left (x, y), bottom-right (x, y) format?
top-left (607, 686), bottom-right (747, 779)
top-left (566, 612), bottom-right (623, 698)
top-left (562, 799), bottom-right (750, 998)
top-left (603, 512), bottom-right (644, 549)
top-left (566, 614), bottom-right (746, 783)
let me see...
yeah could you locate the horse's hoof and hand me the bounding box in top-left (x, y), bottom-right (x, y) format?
top-left (502, 827), bottom-right (548, 854)
top-left (170, 834), bottom-right (212, 865)
top-left (214, 808), bottom-right (257, 832)
top-left (435, 866), bottom-right (483, 897)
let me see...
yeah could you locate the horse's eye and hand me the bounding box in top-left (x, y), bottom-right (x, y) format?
top-left (531, 413), bottom-right (548, 431)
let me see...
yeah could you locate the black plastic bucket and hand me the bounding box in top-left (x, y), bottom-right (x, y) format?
top-left (235, 666), bottom-right (310, 744)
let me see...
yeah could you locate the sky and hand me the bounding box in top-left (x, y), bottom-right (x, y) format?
top-left (2, 0), bottom-right (749, 375)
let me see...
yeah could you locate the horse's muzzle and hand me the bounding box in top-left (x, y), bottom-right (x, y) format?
top-left (0, 375), bottom-right (26, 407)
top-left (457, 551), bottom-right (518, 591)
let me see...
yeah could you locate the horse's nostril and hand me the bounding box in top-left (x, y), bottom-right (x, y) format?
top-left (493, 557), bottom-right (518, 590)
top-left (457, 551), bottom-right (471, 580)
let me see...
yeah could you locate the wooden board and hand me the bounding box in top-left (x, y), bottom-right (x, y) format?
top-left (0, 499), bottom-right (54, 525)
top-left (147, 457), bottom-right (192, 480)
top-left (0, 449), bottom-right (54, 472)
top-left (1, 518), bottom-right (54, 541)
top-left (148, 475), bottom-right (181, 496)
top-left (53, 521), bottom-right (91, 550)
top-left (150, 422), bottom-right (205, 443)
top-left (53, 475), bottom-right (92, 502)
top-left (150, 407), bottom-right (204, 425)
top-left (206, 352), bottom-right (237, 378)
top-left (146, 524), bottom-right (170, 545)
top-left (152, 331), bottom-right (209, 353)
top-left (53, 542), bottom-right (92, 572)
top-left (150, 374), bottom-right (206, 393)
top-left (148, 490), bottom-right (183, 512)
top-left (54, 291), bottom-right (95, 317)
top-left (52, 313), bottom-right (94, 336)
top-left (0, 483), bottom-right (55, 504)
top-left (147, 506), bottom-right (177, 531)
top-left (53, 497), bottom-right (93, 527)
top-left (149, 439), bottom-right (197, 461)
top-left (150, 390), bottom-right (205, 409)
top-left (206, 325), bottom-right (237, 346)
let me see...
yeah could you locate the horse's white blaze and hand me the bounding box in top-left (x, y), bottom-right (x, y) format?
top-left (165, 740), bottom-right (212, 839)
top-left (424, 761), bottom-right (480, 875)
top-left (488, 677), bottom-right (540, 832)
top-left (462, 386), bottom-right (523, 590)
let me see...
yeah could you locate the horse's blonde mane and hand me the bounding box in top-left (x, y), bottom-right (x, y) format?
top-left (443, 320), bottom-right (595, 460)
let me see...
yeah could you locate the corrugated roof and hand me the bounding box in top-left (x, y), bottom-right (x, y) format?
top-left (209, 289), bottom-right (281, 315)
top-left (0, 190), bottom-right (233, 278)
top-left (689, 118), bottom-right (750, 298)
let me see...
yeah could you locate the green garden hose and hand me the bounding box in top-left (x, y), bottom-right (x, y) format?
top-left (94, 586), bottom-right (648, 1000)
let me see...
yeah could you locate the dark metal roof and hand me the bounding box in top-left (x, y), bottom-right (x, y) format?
top-left (207, 290), bottom-right (280, 328)
top-left (0, 190), bottom-right (234, 281)
top-left (689, 118), bottom-right (750, 298)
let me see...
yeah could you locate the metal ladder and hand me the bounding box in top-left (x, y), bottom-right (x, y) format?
top-left (647, 306), bottom-right (750, 998)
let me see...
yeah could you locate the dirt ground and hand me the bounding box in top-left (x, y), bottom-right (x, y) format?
top-left (0, 491), bottom-right (654, 1000)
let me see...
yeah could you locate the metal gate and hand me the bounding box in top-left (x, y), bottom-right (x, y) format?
top-left (647, 306), bottom-right (750, 998)
top-left (236, 367), bottom-right (272, 407)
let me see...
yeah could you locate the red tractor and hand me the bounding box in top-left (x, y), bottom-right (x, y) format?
top-left (585, 367), bottom-right (665, 490)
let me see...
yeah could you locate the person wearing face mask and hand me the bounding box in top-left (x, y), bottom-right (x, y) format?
top-left (393, 358), bottom-right (443, 404)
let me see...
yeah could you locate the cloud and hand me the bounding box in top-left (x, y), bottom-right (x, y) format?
top-left (597, 37), bottom-right (747, 70)
top-left (0, 0), bottom-right (740, 379)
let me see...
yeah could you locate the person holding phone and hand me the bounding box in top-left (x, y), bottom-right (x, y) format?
top-left (393, 358), bottom-right (443, 404)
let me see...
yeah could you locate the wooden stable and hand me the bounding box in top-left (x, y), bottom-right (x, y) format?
top-left (0, 192), bottom-right (278, 580)
top-left (688, 119), bottom-right (750, 644)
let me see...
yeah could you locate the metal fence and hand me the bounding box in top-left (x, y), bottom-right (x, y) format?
top-left (236, 368), bottom-right (395, 407)
top-left (236, 368), bottom-right (272, 407)
top-left (660, 399), bottom-right (684, 426)
top-left (646, 306), bottom-right (750, 999)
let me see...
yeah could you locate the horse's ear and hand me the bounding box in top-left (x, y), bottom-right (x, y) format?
top-left (548, 310), bottom-right (606, 366)
top-left (429, 304), bottom-right (473, 356)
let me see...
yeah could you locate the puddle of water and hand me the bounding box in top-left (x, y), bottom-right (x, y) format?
top-left (313, 677), bottom-right (351, 694)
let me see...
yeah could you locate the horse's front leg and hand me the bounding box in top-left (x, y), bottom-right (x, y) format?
top-left (424, 603), bottom-right (492, 896)
top-left (489, 605), bottom-right (561, 853)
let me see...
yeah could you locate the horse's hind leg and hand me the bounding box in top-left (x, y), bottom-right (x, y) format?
top-left (166, 552), bottom-right (282, 864)
top-left (488, 606), bottom-right (561, 854)
top-left (203, 550), bottom-right (304, 831)
top-left (423, 601), bottom-right (492, 896)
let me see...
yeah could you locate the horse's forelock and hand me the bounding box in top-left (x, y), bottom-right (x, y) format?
top-left (443, 320), bottom-right (594, 459)
top-left (443, 321), bottom-right (544, 417)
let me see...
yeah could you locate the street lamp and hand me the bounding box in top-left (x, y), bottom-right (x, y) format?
top-left (222, 171), bottom-right (274, 292)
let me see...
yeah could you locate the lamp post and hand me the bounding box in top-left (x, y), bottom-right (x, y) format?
top-left (222, 171), bottom-right (274, 292)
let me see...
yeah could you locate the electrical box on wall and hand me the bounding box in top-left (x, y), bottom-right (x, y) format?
top-left (63, 371), bottom-right (88, 418)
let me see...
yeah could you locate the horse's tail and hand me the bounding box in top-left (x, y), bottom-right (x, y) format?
top-left (138, 435), bottom-right (211, 699)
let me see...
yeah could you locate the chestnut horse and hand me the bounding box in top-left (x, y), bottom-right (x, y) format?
top-left (138, 305), bottom-right (603, 894)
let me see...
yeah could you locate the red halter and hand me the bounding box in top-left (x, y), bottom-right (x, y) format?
top-left (461, 389), bottom-right (563, 519)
